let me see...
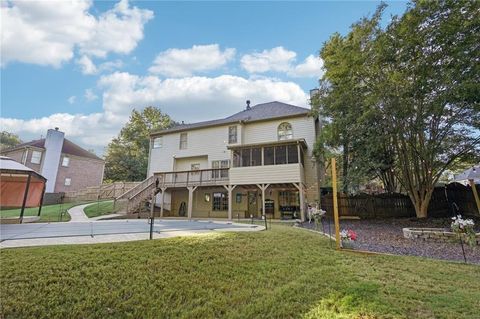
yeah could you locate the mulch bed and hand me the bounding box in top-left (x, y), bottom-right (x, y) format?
top-left (301, 216), bottom-right (480, 264)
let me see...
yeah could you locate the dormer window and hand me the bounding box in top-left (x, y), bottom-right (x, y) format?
top-left (278, 122), bottom-right (293, 140)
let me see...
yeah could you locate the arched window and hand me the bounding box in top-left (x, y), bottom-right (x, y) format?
top-left (278, 122), bottom-right (293, 140)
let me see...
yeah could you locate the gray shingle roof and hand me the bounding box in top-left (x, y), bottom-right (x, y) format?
top-left (152, 101), bottom-right (310, 135)
top-left (1, 138), bottom-right (103, 161)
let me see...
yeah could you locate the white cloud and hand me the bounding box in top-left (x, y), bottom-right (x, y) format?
top-left (84, 89), bottom-right (98, 102)
top-left (289, 55), bottom-right (324, 78)
top-left (79, 0), bottom-right (153, 58)
top-left (76, 55), bottom-right (123, 75)
top-left (1, 0), bottom-right (153, 67)
top-left (68, 96), bottom-right (76, 104)
top-left (240, 47), bottom-right (296, 74)
top-left (241, 47), bottom-right (324, 79)
top-left (77, 55), bottom-right (97, 74)
top-left (149, 44), bottom-right (236, 77)
top-left (1, 72), bottom-right (308, 152)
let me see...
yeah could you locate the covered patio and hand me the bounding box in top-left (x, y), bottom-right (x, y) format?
top-left (0, 156), bottom-right (47, 223)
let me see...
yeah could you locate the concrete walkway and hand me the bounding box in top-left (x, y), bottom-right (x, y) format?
top-left (67, 203), bottom-right (91, 222)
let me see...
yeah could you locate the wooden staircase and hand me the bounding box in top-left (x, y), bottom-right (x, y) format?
top-left (114, 176), bottom-right (159, 214)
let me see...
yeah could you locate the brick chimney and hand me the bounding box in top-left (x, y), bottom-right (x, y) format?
top-left (41, 128), bottom-right (65, 192)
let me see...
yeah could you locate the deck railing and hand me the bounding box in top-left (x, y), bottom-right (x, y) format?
top-left (154, 168), bottom-right (229, 188)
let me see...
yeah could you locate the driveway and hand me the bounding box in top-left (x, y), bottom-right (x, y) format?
top-left (0, 219), bottom-right (263, 248)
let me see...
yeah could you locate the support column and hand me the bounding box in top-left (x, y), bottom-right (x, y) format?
top-left (293, 183), bottom-right (306, 222)
top-left (19, 173), bottom-right (32, 224)
top-left (187, 186), bottom-right (198, 220)
top-left (223, 185), bottom-right (237, 220)
top-left (256, 184), bottom-right (270, 217)
top-left (160, 187), bottom-right (167, 218)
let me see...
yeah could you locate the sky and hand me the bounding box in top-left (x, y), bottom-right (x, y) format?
top-left (0, 0), bottom-right (408, 155)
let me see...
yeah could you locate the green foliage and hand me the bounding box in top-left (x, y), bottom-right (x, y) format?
top-left (314, 0), bottom-right (480, 216)
top-left (1, 225), bottom-right (479, 318)
top-left (104, 107), bottom-right (174, 182)
top-left (0, 131), bottom-right (22, 151)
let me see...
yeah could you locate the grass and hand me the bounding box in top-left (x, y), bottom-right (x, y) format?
top-left (1, 225), bottom-right (479, 318)
top-left (0, 202), bottom-right (88, 222)
top-left (83, 200), bottom-right (114, 218)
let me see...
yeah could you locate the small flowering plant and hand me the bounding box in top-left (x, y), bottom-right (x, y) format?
top-left (340, 229), bottom-right (357, 242)
top-left (451, 215), bottom-right (476, 247)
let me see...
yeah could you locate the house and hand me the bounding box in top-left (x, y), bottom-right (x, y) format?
top-left (138, 100), bottom-right (320, 221)
top-left (1, 128), bottom-right (105, 193)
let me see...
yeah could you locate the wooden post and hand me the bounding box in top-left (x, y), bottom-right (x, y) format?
top-left (257, 184), bottom-right (269, 218)
top-left (37, 182), bottom-right (46, 216)
top-left (19, 173), bottom-right (32, 224)
top-left (332, 158), bottom-right (341, 250)
top-left (187, 186), bottom-right (197, 220)
top-left (293, 183), bottom-right (306, 222)
top-left (224, 185), bottom-right (237, 220)
top-left (160, 187), bottom-right (167, 217)
top-left (149, 189), bottom-right (156, 240)
top-left (469, 179), bottom-right (480, 215)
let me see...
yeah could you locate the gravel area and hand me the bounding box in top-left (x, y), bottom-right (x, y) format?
top-left (302, 217), bottom-right (480, 264)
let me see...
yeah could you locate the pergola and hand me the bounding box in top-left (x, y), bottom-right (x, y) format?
top-left (0, 156), bottom-right (47, 223)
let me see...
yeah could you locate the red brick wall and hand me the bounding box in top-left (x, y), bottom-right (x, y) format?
top-left (54, 155), bottom-right (104, 193)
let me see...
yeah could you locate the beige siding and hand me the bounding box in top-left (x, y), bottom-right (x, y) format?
top-left (230, 164), bottom-right (301, 185)
top-left (174, 156), bottom-right (208, 171)
top-left (148, 114), bottom-right (320, 204)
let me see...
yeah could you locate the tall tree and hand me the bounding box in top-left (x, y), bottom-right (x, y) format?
top-left (315, 0), bottom-right (479, 217)
top-left (104, 107), bottom-right (174, 182)
top-left (312, 5), bottom-right (393, 193)
top-left (371, 0), bottom-right (480, 217)
top-left (0, 131), bottom-right (22, 151)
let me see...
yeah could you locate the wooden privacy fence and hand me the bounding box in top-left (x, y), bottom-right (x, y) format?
top-left (320, 183), bottom-right (479, 219)
top-left (321, 193), bottom-right (414, 219)
top-left (64, 182), bottom-right (140, 202)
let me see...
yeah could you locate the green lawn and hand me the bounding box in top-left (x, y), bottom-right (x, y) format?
top-left (83, 200), bottom-right (114, 218)
top-left (1, 225), bottom-right (479, 319)
top-left (0, 202), bottom-right (87, 222)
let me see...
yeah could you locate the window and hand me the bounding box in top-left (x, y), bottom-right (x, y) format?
top-left (153, 137), bottom-right (163, 149)
top-left (264, 147), bottom-right (275, 165)
top-left (62, 156), bottom-right (70, 167)
top-left (278, 122), bottom-right (293, 140)
top-left (287, 145), bottom-right (299, 163)
top-left (191, 163), bottom-right (200, 171)
top-left (31, 151), bottom-right (42, 164)
top-left (64, 178), bottom-right (72, 186)
top-left (228, 126), bottom-right (237, 144)
top-left (275, 145), bottom-right (287, 165)
top-left (212, 160), bottom-right (229, 178)
top-left (179, 133), bottom-right (187, 149)
top-left (212, 192), bottom-right (228, 211)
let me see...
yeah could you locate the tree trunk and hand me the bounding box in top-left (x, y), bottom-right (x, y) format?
top-left (410, 188), bottom-right (433, 219)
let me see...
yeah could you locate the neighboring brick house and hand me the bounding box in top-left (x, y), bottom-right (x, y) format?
top-left (1, 128), bottom-right (104, 193)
